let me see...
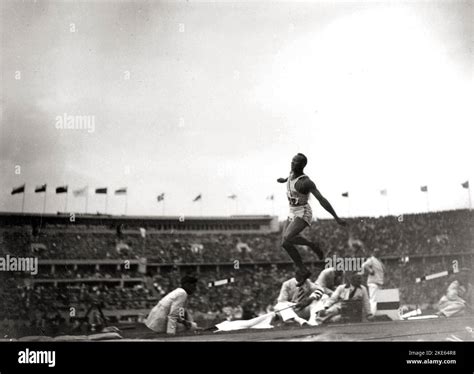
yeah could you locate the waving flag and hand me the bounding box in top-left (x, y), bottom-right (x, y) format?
top-left (266, 194), bottom-right (274, 200)
top-left (227, 194), bottom-right (237, 199)
top-left (95, 188), bottom-right (107, 194)
top-left (461, 181), bottom-right (469, 189)
top-left (380, 189), bottom-right (387, 196)
top-left (11, 184), bottom-right (25, 195)
top-left (115, 188), bottom-right (127, 195)
top-left (342, 192), bottom-right (349, 198)
top-left (56, 186), bottom-right (68, 194)
top-left (35, 184), bottom-right (47, 193)
top-left (420, 186), bottom-right (428, 192)
top-left (156, 193), bottom-right (165, 202)
top-left (193, 194), bottom-right (202, 202)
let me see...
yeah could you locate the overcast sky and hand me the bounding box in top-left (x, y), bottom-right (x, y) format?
top-left (1, 0), bottom-right (472, 219)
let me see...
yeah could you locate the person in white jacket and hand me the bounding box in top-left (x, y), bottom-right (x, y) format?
top-left (315, 267), bottom-right (344, 296)
top-left (438, 269), bottom-right (472, 317)
top-left (274, 273), bottom-right (324, 326)
top-left (145, 275), bottom-right (199, 334)
top-left (318, 272), bottom-right (371, 324)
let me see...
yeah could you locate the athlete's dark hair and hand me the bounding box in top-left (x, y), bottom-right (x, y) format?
top-left (296, 153), bottom-right (308, 168)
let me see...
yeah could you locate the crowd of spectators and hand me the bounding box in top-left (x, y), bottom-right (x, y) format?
top-left (33, 268), bottom-right (144, 279)
top-left (2, 210), bottom-right (472, 263)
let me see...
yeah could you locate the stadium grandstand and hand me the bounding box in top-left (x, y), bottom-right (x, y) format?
top-left (0, 209), bottom-right (472, 338)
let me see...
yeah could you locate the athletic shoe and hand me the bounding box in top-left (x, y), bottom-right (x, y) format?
top-left (294, 317), bottom-right (309, 326)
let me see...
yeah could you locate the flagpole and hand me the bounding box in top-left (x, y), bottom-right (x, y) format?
top-left (382, 191), bottom-right (390, 216)
top-left (468, 185), bottom-right (472, 211)
top-left (21, 189), bottom-right (26, 213)
top-left (43, 191), bottom-right (47, 215)
top-left (85, 189), bottom-right (89, 214)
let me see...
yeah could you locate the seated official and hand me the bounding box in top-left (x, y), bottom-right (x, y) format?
top-left (275, 272), bottom-right (324, 326)
top-left (438, 269), bottom-right (472, 318)
top-left (318, 272), bottom-right (371, 324)
top-left (315, 267), bottom-right (344, 296)
top-left (145, 275), bottom-right (199, 334)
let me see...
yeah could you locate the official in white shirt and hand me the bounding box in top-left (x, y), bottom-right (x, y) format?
top-left (438, 269), bottom-right (472, 317)
top-left (145, 275), bottom-right (199, 334)
top-left (315, 267), bottom-right (344, 296)
top-left (318, 272), bottom-right (371, 323)
top-left (275, 273), bottom-right (324, 326)
top-left (361, 248), bottom-right (384, 315)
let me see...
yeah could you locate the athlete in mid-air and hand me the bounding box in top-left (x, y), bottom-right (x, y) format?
top-left (278, 153), bottom-right (347, 285)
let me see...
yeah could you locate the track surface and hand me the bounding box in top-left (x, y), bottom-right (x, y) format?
top-left (119, 316), bottom-right (474, 342)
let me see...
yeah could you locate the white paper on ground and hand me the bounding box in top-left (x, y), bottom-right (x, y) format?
top-left (407, 315), bottom-right (439, 320)
top-left (215, 312), bottom-right (275, 332)
top-left (400, 308), bottom-right (422, 319)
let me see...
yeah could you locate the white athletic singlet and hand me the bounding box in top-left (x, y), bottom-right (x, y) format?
top-left (286, 174), bottom-right (312, 225)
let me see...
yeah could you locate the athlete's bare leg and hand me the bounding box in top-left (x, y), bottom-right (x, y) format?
top-left (289, 236), bottom-right (324, 260)
top-left (282, 217), bottom-right (323, 258)
top-left (281, 217), bottom-right (311, 277)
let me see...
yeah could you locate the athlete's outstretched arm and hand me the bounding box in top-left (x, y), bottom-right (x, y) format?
top-left (277, 177), bottom-right (288, 183)
top-left (305, 180), bottom-right (346, 226)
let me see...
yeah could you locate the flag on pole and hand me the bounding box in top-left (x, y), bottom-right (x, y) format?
top-left (73, 187), bottom-right (88, 197)
top-left (35, 184), bottom-right (48, 213)
top-left (461, 180), bottom-right (471, 210)
top-left (420, 185), bottom-right (429, 211)
top-left (157, 193), bottom-right (165, 202)
top-left (342, 192), bottom-right (349, 197)
top-left (380, 189), bottom-right (389, 215)
top-left (56, 186), bottom-right (68, 194)
top-left (193, 194), bottom-right (202, 202)
top-left (95, 188), bottom-right (107, 194)
top-left (11, 184), bottom-right (25, 195)
top-left (227, 194), bottom-right (237, 199)
top-left (115, 188), bottom-right (127, 195)
top-left (35, 184), bottom-right (47, 193)
top-left (266, 194), bottom-right (274, 200)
